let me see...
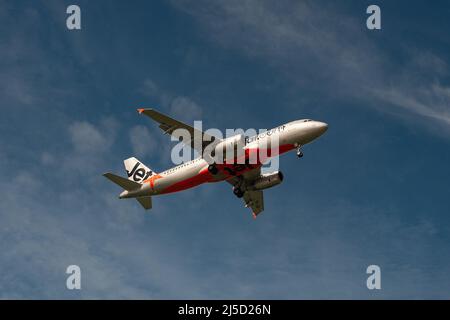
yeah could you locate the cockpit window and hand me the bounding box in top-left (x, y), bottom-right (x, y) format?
top-left (303, 119), bottom-right (312, 122)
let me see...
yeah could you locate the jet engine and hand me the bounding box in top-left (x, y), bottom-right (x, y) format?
top-left (252, 171), bottom-right (284, 190)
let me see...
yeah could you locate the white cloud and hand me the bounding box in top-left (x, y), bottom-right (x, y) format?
top-left (140, 79), bottom-right (159, 97)
top-left (40, 152), bottom-right (55, 166)
top-left (68, 121), bottom-right (109, 154)
top-left (1, 1), bottom-right (449, 299)
top-left (373, 83), bottom-right (450, 126)
top-left (129, 125), bottom-right (156, 157)
top-left (61, 118), bottom-right (120, 177)
top-left (139, 79), bottom-right (174, 108)
top-left (67, 118), bottom-right (118, 155)
top-left (139, 78), bottom-right (203, 123)
top-left (12, 171), bottom-right (42, 191)
top-left (0, 165), bottom-right (213, 298)
top-left (169, 96), bottom-right (202, 123)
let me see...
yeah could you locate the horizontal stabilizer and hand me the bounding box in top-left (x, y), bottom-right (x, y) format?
top-left (137, 196), bottom-right (152, 210)
top-left (103, 172), bottom-right (142, 191)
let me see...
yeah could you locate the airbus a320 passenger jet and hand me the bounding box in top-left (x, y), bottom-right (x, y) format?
top-left (104, 109), bottom-right (328, 218)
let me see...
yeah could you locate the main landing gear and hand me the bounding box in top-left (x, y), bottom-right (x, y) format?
top-left (232, 176), bottom-right (245, 198)
top-left (296, 146), bottom-right (304, 158)
top-left (208, 164), bottom-right (218, 175)
top-left (233, 186), bottom-right (244, 198)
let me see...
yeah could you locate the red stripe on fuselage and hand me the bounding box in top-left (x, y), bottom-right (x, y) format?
top-left (159, 144), bottom-right (295, 195)
top-left (244, 143), bottom-right (295, 162)
top-left (159, 168), bottom-right (212, 194)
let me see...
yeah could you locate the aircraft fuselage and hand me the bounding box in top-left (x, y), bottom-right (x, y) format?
top-left (120, 119), bottom-right (328, 199)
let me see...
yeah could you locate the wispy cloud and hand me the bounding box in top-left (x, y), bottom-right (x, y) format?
top-left (169, 96), bottom-right (203, 123)
top-left (69, 121), bottom-right (110, 154)
top-left (139, 78), bottom-right (203, 123)
top-left (129, 125), bottom-right (157, 158)
top-left (1, 0), bottom-right (449, 299)
top-left (0, 116), bottom-right (209, 299)
top-left (172, 0), bottom-right (450, 132)
top-left (372, 83), bottom-right (450, 126)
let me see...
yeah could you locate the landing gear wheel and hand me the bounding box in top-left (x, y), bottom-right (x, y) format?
top-left (208, 164), bottom-right (218, 175)
top-left (296, 148), bottom-right (304, 158)
top-left (233, 187), bottom-right (244, 198)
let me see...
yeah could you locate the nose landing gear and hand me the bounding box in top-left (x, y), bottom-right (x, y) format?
top-left (296, 146), bottom-right (304, 158)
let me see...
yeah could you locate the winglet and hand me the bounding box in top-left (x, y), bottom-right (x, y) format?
top-left (252, 212), bottom-right (257, 219)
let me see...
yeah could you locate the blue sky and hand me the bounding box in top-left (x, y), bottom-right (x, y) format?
top-left (1, 0), bottom-right (450, 299)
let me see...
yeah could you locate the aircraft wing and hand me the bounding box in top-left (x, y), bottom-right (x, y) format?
top-left (138, 108), bottom-right (220, 155)
top-left (227, 167), bottom-right (265, 218)
top-left (243, 190), bottom-right (264, 218)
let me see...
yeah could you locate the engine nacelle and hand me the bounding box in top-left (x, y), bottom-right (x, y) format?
top-left (252, 171), bottom-right (284, 190)
top-left (212, 134), bottom-right (245, 161)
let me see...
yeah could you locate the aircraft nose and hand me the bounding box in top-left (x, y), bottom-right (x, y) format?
top-left (316, 122), bottom-right (328, 135)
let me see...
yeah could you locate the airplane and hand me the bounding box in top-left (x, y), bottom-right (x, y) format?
top-left (103, 109), bottom-right (328, 218)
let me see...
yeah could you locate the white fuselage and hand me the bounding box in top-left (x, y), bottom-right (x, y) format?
top-left (120, 119), bottom-right (328, 198)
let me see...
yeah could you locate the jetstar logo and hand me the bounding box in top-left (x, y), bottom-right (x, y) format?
top-left (126, 162), bottom-right (153, 182)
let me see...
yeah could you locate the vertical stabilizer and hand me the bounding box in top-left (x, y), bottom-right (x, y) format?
top-left (124, 157), bottom-right (156, 183)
